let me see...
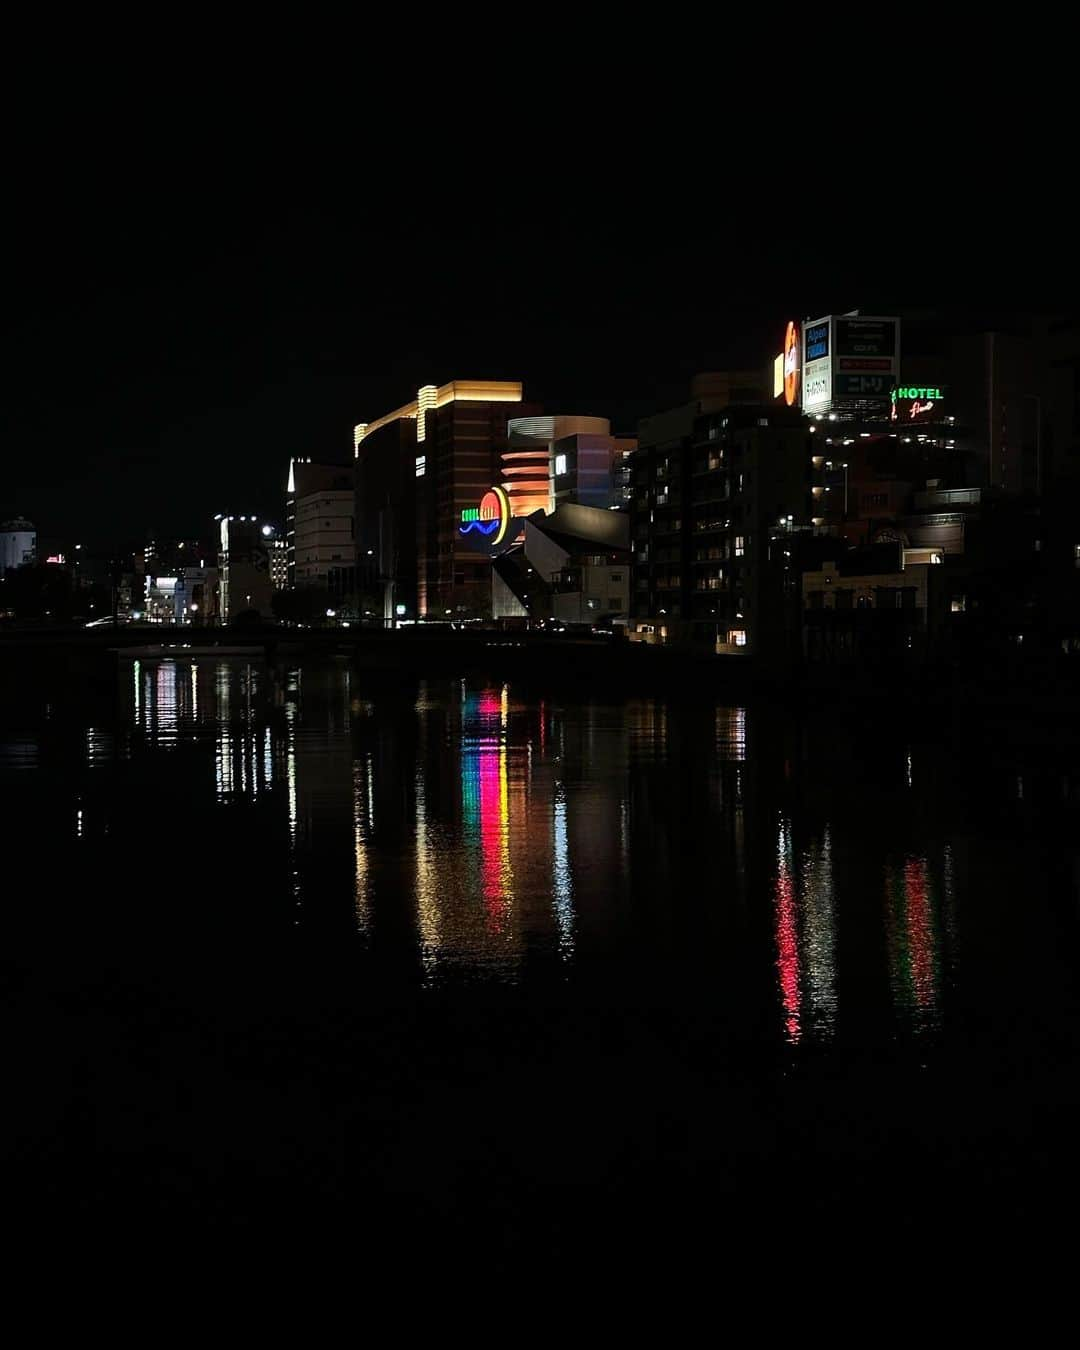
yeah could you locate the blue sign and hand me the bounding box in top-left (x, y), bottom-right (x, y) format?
top-left (805, 322), bottom-right (829, 362)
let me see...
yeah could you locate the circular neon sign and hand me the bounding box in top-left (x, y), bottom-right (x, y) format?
top-left (784, 321), bottom-right (799, 407)
top-left (459, 484), bottom-right (509, 546)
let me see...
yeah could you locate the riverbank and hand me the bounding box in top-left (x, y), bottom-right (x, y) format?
top-left (2, 621), bottom-right (1078, 728)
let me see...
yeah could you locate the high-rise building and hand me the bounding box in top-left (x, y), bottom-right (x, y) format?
top-left (353, 380), bottom-right (531, 619)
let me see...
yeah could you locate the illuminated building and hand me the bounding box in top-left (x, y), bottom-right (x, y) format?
top-left (353, 380), bottom-right (533, 618)
top-left (630, 372), bottom-right (810, 658)
top-left (286, 458), bottom-right (355, 591)
top-left (1, 518), bottom-right (36, 572)
top-left (505, 415), bottom-right (636, 516)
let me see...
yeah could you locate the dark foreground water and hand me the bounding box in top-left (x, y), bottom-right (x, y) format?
top-left (3, 654), bottom-right (1080, 1286)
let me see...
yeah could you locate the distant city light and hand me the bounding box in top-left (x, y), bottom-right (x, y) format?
top-left (395, 604), bottom-right (406, 616)
top-left (326, 609), bottom-right (336, 618)
top-left (262, 524), bottom-right (273, 536)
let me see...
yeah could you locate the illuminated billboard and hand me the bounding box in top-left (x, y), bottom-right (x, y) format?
top-left (800, 313), bottom-right (900, 414)
top-left (783, 322), bottom-right (799, 406)
top-left (459, 485), bottom-right (509, 547)
top-left (801, 315), bottom-right (833, 413)
top-left (891, 384), bottom-right (946, 421)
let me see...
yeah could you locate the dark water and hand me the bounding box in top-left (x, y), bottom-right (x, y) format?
top-left (3, 654), bottom-right (1080, 1279)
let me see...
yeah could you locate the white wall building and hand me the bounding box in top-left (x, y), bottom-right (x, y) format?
top-left (2, 519), bottom-right (36, 572)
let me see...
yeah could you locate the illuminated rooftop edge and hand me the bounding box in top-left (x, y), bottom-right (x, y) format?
top-left (354, 380), bottom-right (523, 453)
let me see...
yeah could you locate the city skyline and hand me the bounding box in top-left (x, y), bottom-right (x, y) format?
top-left (6, 189), bottom-right (1046, 550)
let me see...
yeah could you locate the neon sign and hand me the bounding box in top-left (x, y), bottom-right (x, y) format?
top-left (891, 385), bottom-right (946, 422)
top-left (783, 321), bottom-right (799, 407)
top-left (459, 485), bottom-right (509, 545)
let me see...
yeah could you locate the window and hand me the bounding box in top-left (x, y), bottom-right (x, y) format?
top-left (730, 629), bottom-right (747, 647)
top-left (734, 536), bottom-right (745, 557)
top-left (415, 456), bottom-right (426, 477)
top-left (1075, 544), bottom-right (1080, 569)
top-left (611, 573), bottom-right (623, 582)
top-left (862, 492), bottom-right (889, 509)
top-left (554, 453), bottom-right (567, 476)
top-left (950, 596), bottom-right (966, 613)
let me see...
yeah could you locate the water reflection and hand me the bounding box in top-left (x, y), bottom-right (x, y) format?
top-left (6, 655), bottom-right (1073, 1046)
top-left (773, 819), bottom-right (837, 1045)
top-left (884, 851), bottom-right (954, 1037)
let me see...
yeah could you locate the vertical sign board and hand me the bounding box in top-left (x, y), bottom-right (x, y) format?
top-left (801, 316), bottom-right (832, 414)
top-left (783, 321), bottom-right (800, 406)
top-left (833, 315), bottom-right (900, 408)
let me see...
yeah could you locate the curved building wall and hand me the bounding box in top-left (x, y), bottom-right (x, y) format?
top-left (504, 416), bottom-right (612, 518)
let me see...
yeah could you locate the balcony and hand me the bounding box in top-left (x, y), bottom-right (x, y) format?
top-left (912, 487), bottom-right (981, 510)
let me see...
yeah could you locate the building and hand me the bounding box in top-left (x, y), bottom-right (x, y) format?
top-left (1, 518), bottom-right (36, 572)
top-left (353, 380), bottom-right (531, 619)
top-left (505, 415), bottom-right (637, 515)
top-left (801, 543), bottom-right (950, 672)
top-left (491, 503), bottom-right (630, 624)
top-left (630, 372), bottom-right (809, 660)
top-left (286, 459), bottom-right (355, 591)
top-left (218, 516), bottom-right (275, 622)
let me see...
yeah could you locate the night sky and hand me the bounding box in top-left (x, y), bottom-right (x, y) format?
top-left (2, 129), bottom-right (1056, 555)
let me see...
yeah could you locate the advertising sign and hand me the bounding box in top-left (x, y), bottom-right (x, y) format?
top-left (799, 313), bottom-right (900, 413)
top-left (835, 317), bottom-right (897, 359)
top-left (891, 384), bottom-right (946, 421)
top-left (801, 315), bottom-right (832, 413)
top-left (459, 485), bottom-right (510, 547)
top-left (783, 321), bottom-right (800, 407)
top-left (804, 320), bottom-right (829, 362)
top-left (834, 372), bottom-right (894, 399)
top-left (802, 358), bottom-right (832, 412)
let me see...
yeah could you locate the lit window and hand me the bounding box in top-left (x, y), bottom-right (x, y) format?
top-left (554, 453), bottom-right (567, 476)
top-left (730, 629), bottom-right (747, 647)
top-left (734, 536), bottom-right (745, 557)
top-left (415, 456), bottom-right (426, 477)
top-left (950, 596), bottom-right (966, 613)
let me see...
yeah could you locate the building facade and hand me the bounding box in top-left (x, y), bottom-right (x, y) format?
top-left (286, 459), bottom-right (355, 591)
top-left (504, 415), bottom-right (636, 515)
top-left (1, 518), bottom-right (36, 572)
top-left (218, 516), bottom-right (275, 622)
top-left (353, 380), bottom-right (530, 619)
top-left (630, 372), bottom-right (808, 659)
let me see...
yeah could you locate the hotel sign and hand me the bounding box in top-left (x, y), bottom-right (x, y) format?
top-left (891, 384), bottom-right (946, 421)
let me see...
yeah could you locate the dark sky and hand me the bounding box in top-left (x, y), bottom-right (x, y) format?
top-left (3, 118), bottom-right (1062, 555)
